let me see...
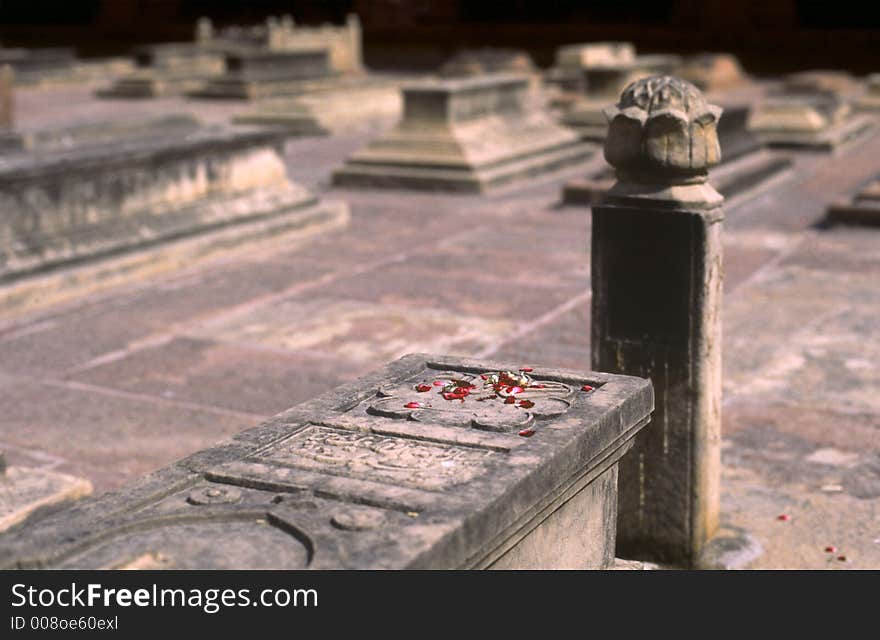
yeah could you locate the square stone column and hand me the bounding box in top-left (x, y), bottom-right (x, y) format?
top-left (591, 76), bottom-right (724, 566)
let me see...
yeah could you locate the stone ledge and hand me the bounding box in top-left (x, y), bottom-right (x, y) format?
top-left (0, 466), bottom-right (93, 534)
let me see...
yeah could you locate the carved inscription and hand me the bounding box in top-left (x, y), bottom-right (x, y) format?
top-left (256, 425), bottom-right (497, 491)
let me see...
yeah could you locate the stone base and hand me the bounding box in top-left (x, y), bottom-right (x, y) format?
top-left (0, 467), bottom-right (93, 533)
top-left (826, 177), bottom-right (880, 226)
top-left (335, 141), bottom-right (594, 193)
top-left (563, 150), bottom-right (792, 207)
top-left (561, 99), bottom-right (610, 142)
top-left (233, 83), bottom-right (402, 135)
top-left (755, 114), bottom-right (876, 152)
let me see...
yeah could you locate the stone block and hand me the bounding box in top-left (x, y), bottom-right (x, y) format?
top-left (233, 80), bottom-right (402, 135)
top-left (0, 121), bottom-right (348, 285)
top-left (0, 47), bottom-right (76, 85)
top-left (333, 73), bottom-right (594, 192)
top-left (0, 354), bottom-right (653, 569)
top-left (439, 48), bottom-right (537, 79)
top-left (747, 93), bottom-right (875, 151)
top-left (826, 175), bottom-right (880, 226)
top-left (188, 48), bottom-right (336, 100)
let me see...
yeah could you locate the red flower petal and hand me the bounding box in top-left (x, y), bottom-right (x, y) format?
top-left (582, 385), bottom-right (594, 392)
top-left (504, 396), bottom-right (516, 404)
top-left (777, 514), bottom-right (791, 521)
top-left (519, 367), bottom-right (533, 372)
top-left (518, 429), bottom-right (535, 437)
top-left (533, 384), bottom-right (545, 388)
top-left (519, 400), bottom-right (535, 408)
top-left (824, 546), bottom-right (837, 553)
top-left (404, 402), bottom-right (422, 409)
top-left (415, 384), bottom-right (431, 393)
top-left (509, 386), bottom-right (523, 394)
top-left (433, 380), bottom-right (445, 386)
top-left (837, 555), bottom-right (847, 562)
top-left (480, 374), bottom-right (488, 380)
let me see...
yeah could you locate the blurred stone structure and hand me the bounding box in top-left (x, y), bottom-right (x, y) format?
top-left (188, 48), bottom-right (335, 100)
top-left (0, 119), bottom-right (348, 288)
top-left (0, 355), bottom-right (653, 569)
top-left (677, 53), bottom-right (748, 92)
top-left (826, 175), bottom-right (880, 226)
top-left (234, 81), bottom-right (403, 135)
top-left (333, 73), bottom-right (593, 192)
top-left (854, 74), bottom-right (880, 112)
top-left (591, 76), bottom-right (724, 566)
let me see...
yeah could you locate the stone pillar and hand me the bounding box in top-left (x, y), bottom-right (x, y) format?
top-left (195, 17), bottom-right (213, 45)
top-left (591, 76), bottom-right (724, 567)
top-left (0, 65), bottom-right (13, 130)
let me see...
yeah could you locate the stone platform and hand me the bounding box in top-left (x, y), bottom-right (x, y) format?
top-left (0, 355), bottom-right (653, 569)
top-left (188, 49), bottom-right (338, 100)
top-left (0, 122), bottom-right (347, 291)
top-left (748, 93), bottom-right (876, 151)
top-left (333, 74), bottom-right (594, 192)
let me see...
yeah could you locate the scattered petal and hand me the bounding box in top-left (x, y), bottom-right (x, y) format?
top-left (837, 555), bottom-right (848, 562)
top-left (533, 384), bottom-right (545, 388)
top-left (504, 396), bottom-right (516, 404)
top-left (404, 402), bottom-right (422, 409)
top-left (509, 386), bottom-right (523, 394)
top-left (480, 374), bottom-right (488, 380)
top-left (777, 514), bottom-right (791, 521)
top-left (582, 385), bottom-right (594, 392)
top-left (415, 384), bottom-right (432, 393)
top-left (518, 429), bottom-right (535, 438)
top-left (824, 546), bottom-right (837, 553)
top-left (519, 367), bottom-right (533, 372)
top-left (433, 380), bottom-right (446, 386)
top-left (519, 400), bottom-right (535, 408)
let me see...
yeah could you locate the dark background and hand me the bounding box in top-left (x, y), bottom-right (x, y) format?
top-left (0, 0), bottom-right (878, 75)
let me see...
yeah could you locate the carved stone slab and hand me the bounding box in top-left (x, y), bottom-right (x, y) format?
top-left (332, 74), bottom-right (595, 192)
top-left (0, 354), bottom-right (652, 570)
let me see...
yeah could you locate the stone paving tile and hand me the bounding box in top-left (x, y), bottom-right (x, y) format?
top-left (0, 378), bottom-right (256, 494)
top-left (67, 337), bottom-right (370, 417)
top-left (187, 297), bottom-right (515, 366)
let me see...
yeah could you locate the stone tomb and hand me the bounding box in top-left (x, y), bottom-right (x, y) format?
top-left (748, 88), bottom-right (875, 151)
top-left (677, 53), bottom-right (748, 93)
top-left (826, 175), bottom-right (880, 226)
top-left (188, 48), bottom-right (335, 100)
top-left (0, 47), bottom-right (76, 85)
top-left (564, 103), bottom-right (793, 206)
top-left (234, 80), bottom-right (402, 136)
top-left (439, 48), bottom-right (538, 79)
top-left (0, 120), bottom-right (348, 286)
top-left (97, 42), bottom-right (226, 98)
top-left (332, 74), bottom-right (594, 192)
top-left (0, 354), bottom-right (653, 569)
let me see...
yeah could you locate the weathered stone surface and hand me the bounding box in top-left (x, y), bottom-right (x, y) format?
top-left (747, 92), bottom-right (875, 151)
top-left (826, 175), bottom-right (880, 226)
top-left (0, 47), bottom-right (76, 85)
top-left (189, 48), bottom-right (335, 100)
top-left (0, 65), bottom-right (12, 131)
top-left (0, 453), bottom-right (93, 533)
top-left (564, 104), bottom-right (792, 206)
top-left (0, 354), bottom-right (653, 569)
top-left (0, 122), bottom-right (348, 284)
top-left (784, 70), bottom-right (861, 98)
top-left (234, 81), bottom-right (402, 135)
top-left (677, 53), bottom-right (747, 92)
top-left (333, 73), bottom-right (594, 192)
top-left (591, 76), bottom-right (723, 566)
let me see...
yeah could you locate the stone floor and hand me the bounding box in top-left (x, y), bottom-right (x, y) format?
top-left (1, 80), bottom-right (879, 569)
